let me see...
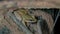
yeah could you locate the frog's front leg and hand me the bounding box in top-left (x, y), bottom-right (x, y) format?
top-left (22, 20), bottom-right (27, 27)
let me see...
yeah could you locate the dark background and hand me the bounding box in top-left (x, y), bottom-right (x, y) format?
top-left (40, 8), bottom-right (60, 34)
top-left (30, 8), bottom-right (59, 34)
top-left (54, 16), bottom-right (60, 34)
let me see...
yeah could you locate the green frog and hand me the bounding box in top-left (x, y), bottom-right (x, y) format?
top-left (14, 9), bottom-right (37, 26)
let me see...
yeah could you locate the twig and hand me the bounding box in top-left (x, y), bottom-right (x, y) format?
top-left (51, 11), bottom-right (60, 34)
top-left (37, 20), bottom-right (42, 34)
top-left (37, 16), bottom-right (43, 34)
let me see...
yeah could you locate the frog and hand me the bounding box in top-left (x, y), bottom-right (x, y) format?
top-left (14, 8), bottom-right (37, 26)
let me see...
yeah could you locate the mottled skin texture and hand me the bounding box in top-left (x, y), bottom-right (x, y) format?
top-left (14, 9), bottom-right (37, 26)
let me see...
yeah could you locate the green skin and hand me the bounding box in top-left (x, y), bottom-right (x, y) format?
top-left (16, 9), bottom-right (37, 23)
